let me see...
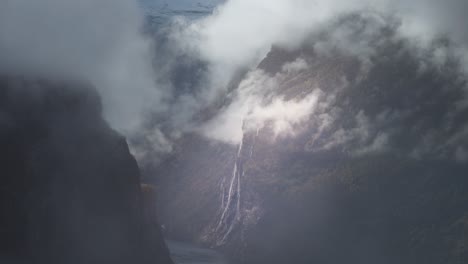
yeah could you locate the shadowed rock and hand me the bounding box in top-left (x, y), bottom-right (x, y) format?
top-left (0, 77), bottom-right (173, 264)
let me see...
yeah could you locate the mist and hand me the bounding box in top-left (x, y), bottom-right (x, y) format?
top-left (2, 1), bottom-right (468, 263)
top-left (0, 0), bottom-right (164, 133)
top-left (2, 0), bottom-right (468, 158)
top-left (154, 0), bottom-right (468, 161)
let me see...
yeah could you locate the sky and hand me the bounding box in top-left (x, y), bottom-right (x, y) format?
top-left (139, 0), bottom-right (224, 11)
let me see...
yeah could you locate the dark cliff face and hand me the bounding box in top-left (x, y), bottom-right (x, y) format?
top-left (153, 27), bottom-right (468, 264)
top-left (0, 77), bottom-right (173, 264)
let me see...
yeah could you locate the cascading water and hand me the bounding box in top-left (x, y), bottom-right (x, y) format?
top-left (207, 123), bottom-right (261, 248)
top-left (214, 133), bottom-right (245, 246)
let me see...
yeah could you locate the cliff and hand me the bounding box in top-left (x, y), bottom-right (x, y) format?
top-left (0, 77), bottom-right (173, 264)
top-left (153, 30), bottom-right (468, 264)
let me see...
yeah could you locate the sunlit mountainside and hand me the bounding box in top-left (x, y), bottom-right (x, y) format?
top-left (149, 13), bottom-right (468, 264)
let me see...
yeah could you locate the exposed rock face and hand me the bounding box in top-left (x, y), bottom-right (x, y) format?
top-left (0, 77), bottom-right (173, 264)
top-left (153, 28), bottom-right (468, 264)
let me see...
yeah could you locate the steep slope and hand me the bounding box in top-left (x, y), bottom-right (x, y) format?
top-left (153, 18), bottom-right (468, 264)
top-left (0, 77), bottom-right (173, 264)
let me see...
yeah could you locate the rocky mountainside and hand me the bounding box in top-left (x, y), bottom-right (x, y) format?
top-left (153, 22), bottom-right (468, 264)
top-left (0, 77), bottom-right (173, 264)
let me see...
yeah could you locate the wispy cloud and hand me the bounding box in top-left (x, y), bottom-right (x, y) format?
top-left (2, 0), bottom-right (468, 162)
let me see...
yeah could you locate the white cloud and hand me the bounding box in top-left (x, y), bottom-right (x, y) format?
top-left (199, 67), bottom-right (320, 144)
top-left (160, 0), bottom-right (468, 152)
top-left (0, 0), bottom-right (164, 133)
top-left (282, 59), bottom-right (309, 73)
top-left (3, 0), bottom-right (468, 162)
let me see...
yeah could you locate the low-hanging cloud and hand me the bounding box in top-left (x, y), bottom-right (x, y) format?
top-left (159, 0), bottom-right (467, 144)
top-left (0, 0), bottom-right (166, 133)
top-left (2, 0), bottom-right (468, 162)
top-left (163, 0), bottom-right (468, 163)
top-left (200, 61), bottom-right (320, 143)
top-left (175, 0), bottom-right (468, 81)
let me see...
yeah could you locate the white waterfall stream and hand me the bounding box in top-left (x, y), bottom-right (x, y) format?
top-left (211, 125), bottom-right (260, 247)
top-left (214, 134), bottom-right (245, 245)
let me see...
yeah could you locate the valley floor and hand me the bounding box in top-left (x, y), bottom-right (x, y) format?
top-left (166, 240), bottom-right (230, 264)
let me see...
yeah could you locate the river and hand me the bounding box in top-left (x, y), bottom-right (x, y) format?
top-left (167, 240), bottom-right (230, 264)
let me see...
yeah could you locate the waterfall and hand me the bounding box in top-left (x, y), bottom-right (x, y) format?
top-left (211, 122), bottom-right (261, 247)
top-left (214, 133), bottom-right (245, 245)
